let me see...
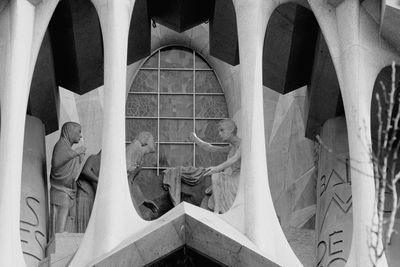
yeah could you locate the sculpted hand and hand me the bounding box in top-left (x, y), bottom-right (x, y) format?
top-left (143, 200), bottom-right (159, 213)
top-left (204, 166), bottom-right (220, 176)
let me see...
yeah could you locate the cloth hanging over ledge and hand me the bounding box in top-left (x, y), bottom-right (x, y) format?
top-left (163, 166), bottom-right (207, 206)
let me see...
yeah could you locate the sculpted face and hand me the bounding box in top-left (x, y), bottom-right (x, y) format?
top-left (72, 126), bottom-right (82, 144)
top-left (147, 135), bottom-right (155, 149)
top-left (218, 123), bottom-right (233, 141)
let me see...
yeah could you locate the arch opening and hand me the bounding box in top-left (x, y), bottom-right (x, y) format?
top-left (262, 3), bottom-right (347, 266)
top-left (125, 45), bottom-right (233, 219)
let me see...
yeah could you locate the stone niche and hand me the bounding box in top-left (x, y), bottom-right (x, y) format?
top-left (316, 116), bottom-right (352, 266)
top-left (20, 115), bottom-right (48, 266)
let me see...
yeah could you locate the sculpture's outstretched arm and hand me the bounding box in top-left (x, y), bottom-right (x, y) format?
top-left (204, 146), bottom-right (241, 176)
top-left (190, 132), bottom-right (230, 153)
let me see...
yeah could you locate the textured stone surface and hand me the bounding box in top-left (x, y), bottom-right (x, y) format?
top-left (283, 227), bottom-right (315, 267)
top-left (316, 117), bottom-right (352, 266)
top-left (42, 233), bottom-right (83, 267)
top-left (20, 116), bottom-right (48, 267)
top-left (263, 86), bottom-right (317, 229)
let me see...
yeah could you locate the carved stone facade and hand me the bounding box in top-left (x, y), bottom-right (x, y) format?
top-left (316, 117), bottom-right (352, 266)
top-left (20, 116), bottom-right (48, 266)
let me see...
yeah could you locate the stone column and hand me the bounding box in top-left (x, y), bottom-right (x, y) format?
top-left (0, 1), bottom-right (36, 266)
top-left (232, 0), bottom-right (301, 265)
top-left (69, 0), bottom-right (149, 265)
top-left (316, 116), bottom-right (353, 266)
top-left (20, 116), bottom-right (48, 267)
top-left (335, 1), bottom-right (387, 266)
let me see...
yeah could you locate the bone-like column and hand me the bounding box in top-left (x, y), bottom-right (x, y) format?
top-left (69, 0), bottom-right (149, 265)
top-left (232, 0), bottom-right (301, 265)
top-left (334, 1), bottom-right (387, 266)
top-left (0, 1), bottom-right (35, 266)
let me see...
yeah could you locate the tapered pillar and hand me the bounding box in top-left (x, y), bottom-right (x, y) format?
top-left (69, 0), bottom-right (148, 265)
top-left (334, 1), bottom-right (387, 266)
top-left (232, 0), bottom-right (301, 266)
top-left (0, 1), bottom-right (35, 266)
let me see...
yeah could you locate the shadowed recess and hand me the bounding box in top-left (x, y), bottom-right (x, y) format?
top-left (263, 3), bottom-right (318, 94)
top-left (371, 65), bottom-right (400, 152)
top-left (127, 0), bottom-right (151, 64)
top-left (305, 31), bottom-right (343, 141)
top-left (48, 0), bottom-right (103, 95)
top-left (148, 0), bottom-right (214, 33)
top-left (209, 0), bottom-right (239, 66)
top-left (147, 246), bottom-right (227, 267)
top-left (28, 31), bottom-right (60, 135)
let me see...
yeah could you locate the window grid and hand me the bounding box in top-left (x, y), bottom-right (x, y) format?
top-left (127, 47), bottom-right (229, 173)
top-left (128, 92), bottom-right (225, 96)
top-left (192, 50), bottom-right (196, 167)
top-left (157, 50), bottom-right (161, 175)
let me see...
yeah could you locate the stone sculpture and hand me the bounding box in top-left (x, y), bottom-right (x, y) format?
top-left (163, 119), bottom-right (241, 214)
top-left (192, 119), bottom-right (241, 213)
top-left (76, 150), bottom-right (101, 232)
top-left (49, 122), bottom-right (86, 234)
top-left (126, 131), bottom-right (159, 219)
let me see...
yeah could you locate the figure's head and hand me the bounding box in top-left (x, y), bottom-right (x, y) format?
top-left (218, 119), bottom-right (237, 141)
top-left (61, 122), bottom-right (82, 145)
top-left (136, 131), bottom-right (154, 147)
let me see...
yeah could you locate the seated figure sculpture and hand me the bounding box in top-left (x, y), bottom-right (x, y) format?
top-left (163, 119), bottom-right (241, 214)
top-left (76, 150), bottom-right (101, 232)
top-left (50, 122), bottom-right (86, 234)
top-left (126, 131), bottom-right (159, 219)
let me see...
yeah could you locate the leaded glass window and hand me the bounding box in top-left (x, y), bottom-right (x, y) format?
top-left (126, 46), bottom-right (229, 173)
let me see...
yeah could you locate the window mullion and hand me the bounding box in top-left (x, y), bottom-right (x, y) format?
top-left (157, 50), bottom-right (161, 176)
top-left (193, 50), bottom-right (196, 168)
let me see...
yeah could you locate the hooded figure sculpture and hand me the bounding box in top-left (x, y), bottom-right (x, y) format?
top-left (50, 122), bottom-right (86, 234)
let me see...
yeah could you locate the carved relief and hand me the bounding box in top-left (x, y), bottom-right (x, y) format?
top-left (316, 117), bottom-right (352, 267)
top-left (20, 116), bottom-right (48, 267)
top-left (20, 197), bottom-right (46, 261)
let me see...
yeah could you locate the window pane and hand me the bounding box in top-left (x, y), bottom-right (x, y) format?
top-left (195, 119), bottom-right (224, 143)
top-left (195, 149), bottom-right (228, 168)
top-left (130, 70), bottom-right (158, 92)
top-left (126, 118), bottom-right (158, 142)
top-left (160, 95), bottom-right (193, 117)
top-left (142, 53), bottom-right (158, 68)
top-left (159, 144), bottom-right (193, 167)
top-left (195, 71), bottom-right (223, 93)
top-left (160, 47), bottom-right (193, 68)
top-left (160, 71), bottom-right (193, 93)
top-left (195, 96), bottom-right (229, 118)
top-left (159, 119), bottom-right (193, 142)
top-left (126, 95), bottom-right (157, 117)
top-left (195, 54), bottom-right (210, 69)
